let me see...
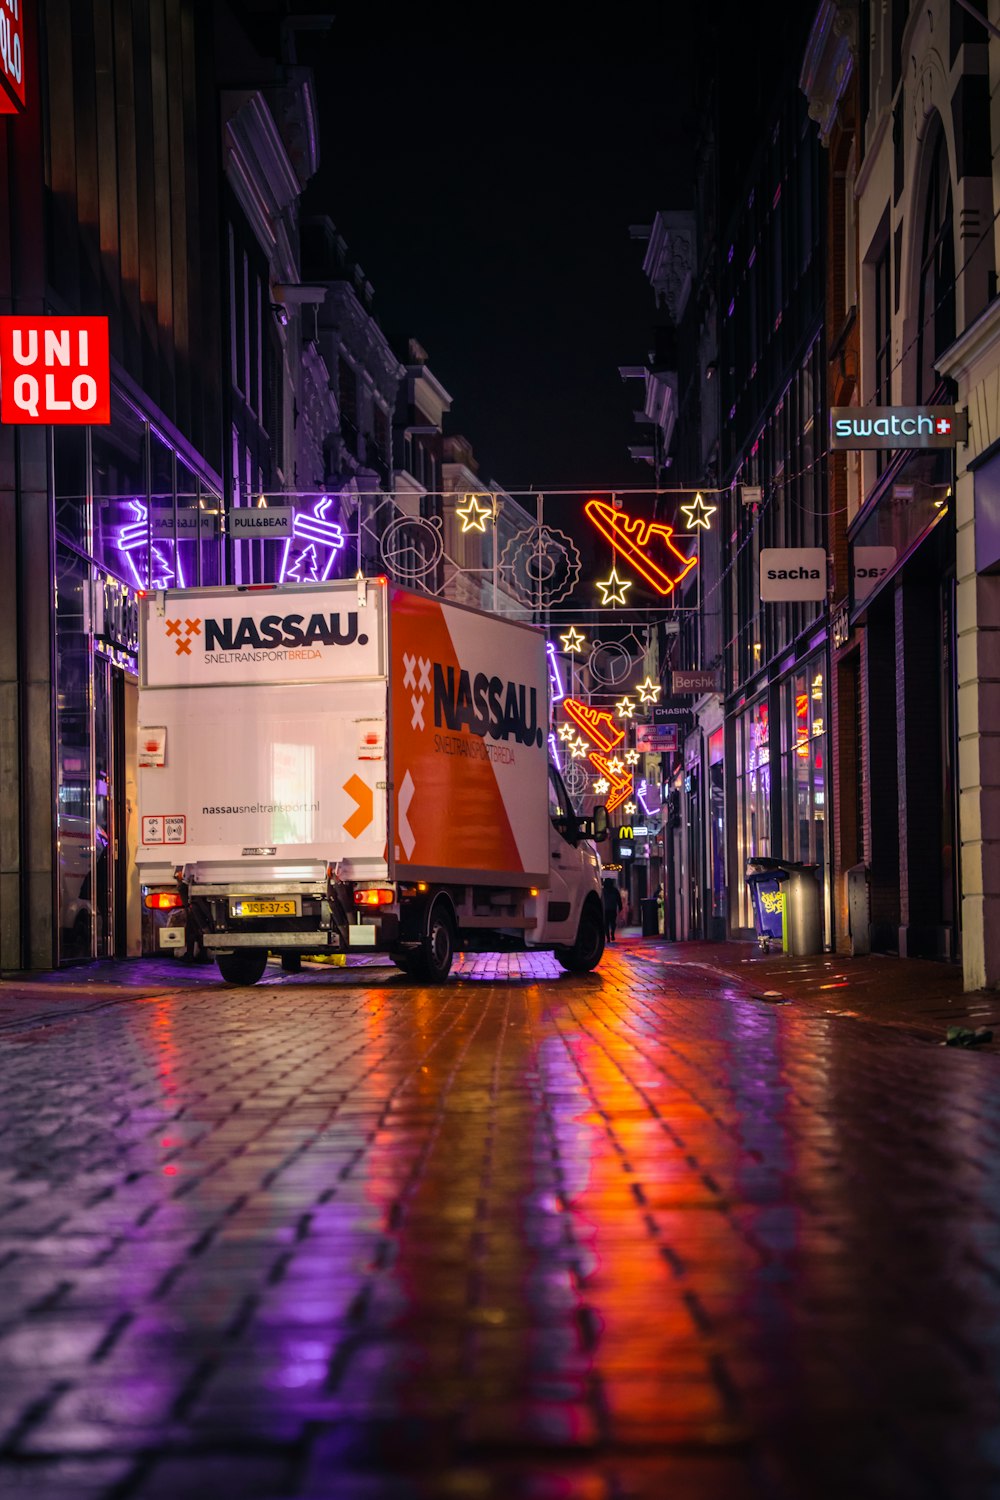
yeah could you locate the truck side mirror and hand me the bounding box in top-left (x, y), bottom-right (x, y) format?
top-left (591, 805), bottom-right (609, 841)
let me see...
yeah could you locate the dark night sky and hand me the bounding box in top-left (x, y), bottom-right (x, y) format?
top-left (308, 37), bottom-right (703, 493)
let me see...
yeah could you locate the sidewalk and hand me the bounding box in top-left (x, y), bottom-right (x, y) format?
top-left (625, 932), bottom-right (1000, 1043)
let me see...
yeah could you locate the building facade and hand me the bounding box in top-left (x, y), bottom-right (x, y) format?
top-left (0, 2), bottom-right (354, 971)
top-left (815, 0), bottom-right (995, 970)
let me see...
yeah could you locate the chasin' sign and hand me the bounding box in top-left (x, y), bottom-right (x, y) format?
top-left (0, 317), bottom-right (111, 424)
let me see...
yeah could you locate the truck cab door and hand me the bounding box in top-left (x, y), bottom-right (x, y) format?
top-left (534, 766), bottom-right (584, 943)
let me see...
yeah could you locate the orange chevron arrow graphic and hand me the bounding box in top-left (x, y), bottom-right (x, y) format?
top-left (343, 774), bottom-right (374, 839)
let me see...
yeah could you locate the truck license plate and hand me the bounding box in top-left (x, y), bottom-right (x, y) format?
top-left (230, 897), bottom-right (301, 918)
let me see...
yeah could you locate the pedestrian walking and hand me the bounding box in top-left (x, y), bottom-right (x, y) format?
top-left (602, 879), bottom-right (623, 942)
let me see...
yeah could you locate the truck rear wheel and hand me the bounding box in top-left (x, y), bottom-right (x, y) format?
top-left (217, 949), bottom-right (268, 986)
top-left (555, 897), bottom-right (605, 974)
top-left (414, 900), bottom-right (455, 983)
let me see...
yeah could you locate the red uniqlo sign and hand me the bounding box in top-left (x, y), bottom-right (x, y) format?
top-left (0, 2), bottom-right (26, 114)
top-left (0, 317), bottom-right (111, 424)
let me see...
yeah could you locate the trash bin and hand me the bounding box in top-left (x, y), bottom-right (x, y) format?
top-left (746, 857), bottom-right (789, 953)
top-left (640, 897), bottom-right (660, 938)
top-left (784, 862), bottom-right (822, 956)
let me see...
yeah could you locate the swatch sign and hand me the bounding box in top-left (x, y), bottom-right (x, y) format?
top-left (0, 317), bottom-right (111, 424)
top-left (830, 406), bottom-right (967, 450)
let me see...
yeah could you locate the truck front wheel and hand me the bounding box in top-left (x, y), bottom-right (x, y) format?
top-left (216, 949), bottom-right (268, 986)
top-left (555, 897), bottom-right (605, 974)
top-left (415, 900), bottom-right (455, 983)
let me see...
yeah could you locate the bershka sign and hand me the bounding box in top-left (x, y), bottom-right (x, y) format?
top-left (229, 506), bottom-right (293, 539)
top-left (0, 317), bottom-right (110, 424)
top-left (671, 669), bottom-right (721, 695)
top-left (760, 547), bottom-right (827, 602)
top-left (0, 1), bottom-right (26, 115)
top-left (830, 406), bottom-right (967, 450)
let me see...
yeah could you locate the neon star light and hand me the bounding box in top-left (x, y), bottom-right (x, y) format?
top-left (594, 778), bottom-right (610, 794)
top-left (562, 698), bottom-right (625, 754)
top-left (625, 749), bottom-right (640, 766)
top-left (585, 498), bottom-right (697, 597)
top-left (623, 801), bottom-right (638, 816)
top-left (560, 625), bottom-right (587, 654)
top-left (608, 756), bottom-right (625, 776)
top-left (680, 491), bottom-right (717, 531)
top-left (456, 493), bottom-right (492, 533)
top-left (557, 722), bottom-right (576, 742)
top-left (570, 736), bottom-right (590, 759)
top-left (636, 677), bottom-right (661, 705)
top-left (596, 567), bottom-right (632, 606)
top-left (616, 696), bottom-right (635, 719)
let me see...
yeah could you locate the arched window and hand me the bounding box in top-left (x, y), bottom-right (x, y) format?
top-left (916, 127), bottom-right (955, 401)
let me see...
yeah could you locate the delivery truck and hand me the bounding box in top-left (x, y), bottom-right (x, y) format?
top-left (136, 578), bottom-right (609, 984)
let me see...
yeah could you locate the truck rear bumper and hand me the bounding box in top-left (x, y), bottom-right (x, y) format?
top-left (204, 931), bottom-right (338, 950)
top-left (203, 926), bottom-right (385, 951)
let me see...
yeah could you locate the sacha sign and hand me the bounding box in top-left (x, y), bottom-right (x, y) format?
top-left (830, 406), bottom-right (967, 450)
top-left (760, 547), bottom-right (827, 602)
top-left (0, 317), bottom-right (111, 424)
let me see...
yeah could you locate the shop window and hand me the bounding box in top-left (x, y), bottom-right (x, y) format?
top-left (709, 728), bottom-right (726, 925)
top-left (177, 460), bottom-right (222, 588)
top-left (916, 126), bottom-right (955, 403)
top-left (53, 427), bottom-right (89, 547)
top-left (55, 544), bottom-right (95, 962)
top-left (734, 696), bottom-right (771, 928)
top-left (92, 392), bottom-right (148, 586)
top-left (780, 661), bottom-right (829, 944)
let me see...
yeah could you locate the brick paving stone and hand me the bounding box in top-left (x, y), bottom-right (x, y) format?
top-left (2, 944), bottom-right (1000, 1497)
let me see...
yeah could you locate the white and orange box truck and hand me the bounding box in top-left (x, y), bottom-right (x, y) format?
top-left (136, 578), bottom-right (608, 983)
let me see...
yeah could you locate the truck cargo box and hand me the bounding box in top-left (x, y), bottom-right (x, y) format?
top-left (137, 580), bottom-right (549, 888)
top-left (387, 586), bottom-right (548, 885)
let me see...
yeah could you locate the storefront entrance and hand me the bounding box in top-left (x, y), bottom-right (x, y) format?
top-left (92, 658), bottom-right (140, 959)
top-left (56, 560), bottom-right (141, 963)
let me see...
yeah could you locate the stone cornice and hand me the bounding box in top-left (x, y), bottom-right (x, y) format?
top-left (224, 90), bottom-right (301, 221)
top-left (408, 363), bottom-right (454, 415)
top-left (800, 0), bottom-right (857, 146)
top-left (320, 283), bottom-right (404, 392)
top-left (937, 297), bottom-right (1000, 389)
top-left (642, 211), bottom-right (696, 325)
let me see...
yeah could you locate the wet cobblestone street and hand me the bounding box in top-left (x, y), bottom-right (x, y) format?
top-left (2, 940), bottom-right (1000, 1499)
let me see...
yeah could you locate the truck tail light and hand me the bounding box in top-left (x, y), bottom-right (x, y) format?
top-left (144, 891), bottom-right (184, 910)
top-left (353, 888), bottom-right (394, 907)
